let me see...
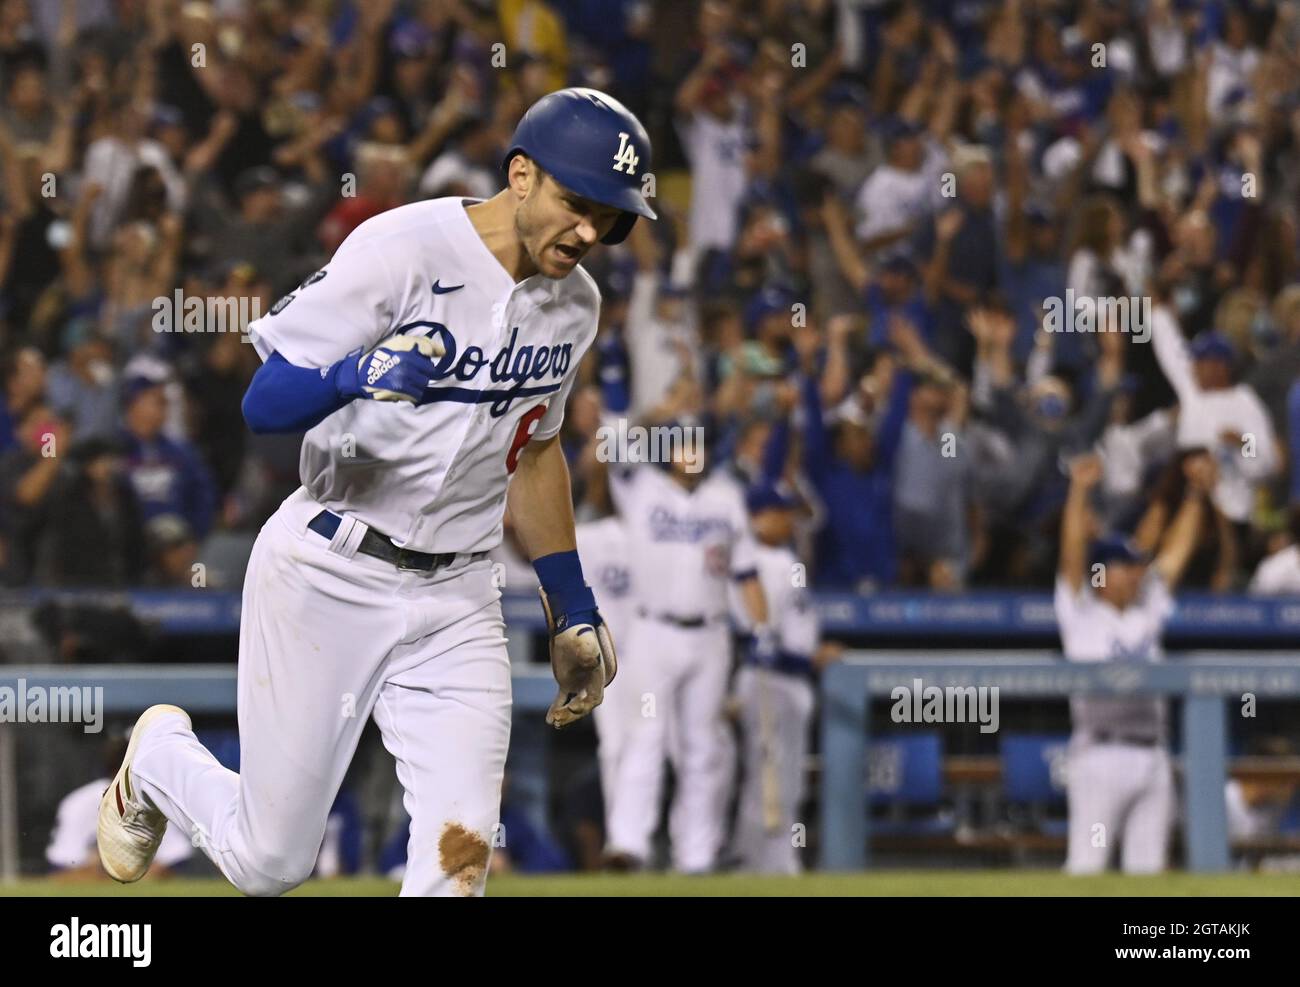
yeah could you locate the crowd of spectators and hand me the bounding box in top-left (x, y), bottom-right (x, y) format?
top-left (1, 0), bottom-right (1299, 598)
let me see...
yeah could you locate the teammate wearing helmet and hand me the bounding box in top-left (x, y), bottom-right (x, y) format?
top-left (96, 88), bottom-right (654, 897)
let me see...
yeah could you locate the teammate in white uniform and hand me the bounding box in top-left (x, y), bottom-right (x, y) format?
top-left (603, 436), bottom-right (773, 872)
top-left (574, 477), bottom-right (637, 834)
top-left (1056, 451), bottom-right (1213, 874)
top-left (730, 483), bottom-right (838, 874)
top-left (96, 89), bottom-right (655, 897)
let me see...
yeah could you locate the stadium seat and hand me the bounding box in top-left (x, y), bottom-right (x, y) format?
top-left (1001, 735), bottom-right (1070, 838)
top-left (867, 733), bottom-right (954, 837)
top-left (1001, 735), bottom-right (1069, 803)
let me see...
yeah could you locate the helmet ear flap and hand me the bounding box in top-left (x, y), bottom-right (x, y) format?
top-left (601, 213), bottom-right (637, 245)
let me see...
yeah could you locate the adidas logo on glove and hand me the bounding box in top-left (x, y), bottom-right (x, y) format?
top-left (366, 351), bottom-right (401, 386)
top-left (346, 332), bottom-right (446, 403)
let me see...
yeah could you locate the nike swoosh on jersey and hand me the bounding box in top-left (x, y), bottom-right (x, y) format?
top-left (431, 280), bottom-right (465, 294)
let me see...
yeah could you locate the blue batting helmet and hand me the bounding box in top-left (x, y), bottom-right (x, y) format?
top-left (503, 87), bottom-right (656, 245)
top-left (1089, 535), bottom-right (1150, 569)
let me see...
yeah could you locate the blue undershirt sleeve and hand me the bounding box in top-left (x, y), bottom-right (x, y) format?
top-left (241, 350), bottom-right (357, 434)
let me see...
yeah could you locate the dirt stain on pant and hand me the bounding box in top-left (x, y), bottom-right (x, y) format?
top-left (439, 823), bottom-right (489, 895)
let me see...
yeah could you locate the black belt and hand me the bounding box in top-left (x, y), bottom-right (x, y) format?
top-left (1090, 731), bottom-right (1161, 748)
top-left (308, 510), bottom-right (486, 572)
top-left (639, 608), bottom-right (717, 629)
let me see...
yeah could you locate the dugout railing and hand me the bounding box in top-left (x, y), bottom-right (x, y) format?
top-left (821, 652), bottom-right (1300, 872)
top-left (3, 652), bottom-right (1300, 879)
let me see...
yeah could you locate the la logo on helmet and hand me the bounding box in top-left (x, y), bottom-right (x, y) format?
top-left (612, 132), bottom-right (639, 175)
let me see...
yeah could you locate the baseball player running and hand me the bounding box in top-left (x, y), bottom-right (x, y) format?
top-left (96, 88), bottom-right (654, 897)
top-left (603, 432), bottom-right (774, 873)
top-left (1057, 450), bottom-right (1213, 874)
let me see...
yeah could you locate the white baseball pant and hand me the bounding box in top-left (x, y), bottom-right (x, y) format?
top-left (1065, 737), bottom-right (1174, 874)
top-left (605, 615), bottom-right (733, 872)
top-left (592, 645), bottom-right (640, 833)
top-left (732, 667), bottom-right (814, 875)
top-left (131, 488), bottom-right (513, 896)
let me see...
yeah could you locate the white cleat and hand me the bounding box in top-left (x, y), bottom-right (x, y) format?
top-left (97, 704), bottom-right (190, 883)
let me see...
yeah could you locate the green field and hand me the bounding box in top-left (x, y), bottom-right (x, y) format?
top-left (3, 871), bottom-right (1298, 897)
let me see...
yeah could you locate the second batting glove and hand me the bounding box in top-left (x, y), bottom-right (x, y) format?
top-left (534, 550), bottom-right (618, 729)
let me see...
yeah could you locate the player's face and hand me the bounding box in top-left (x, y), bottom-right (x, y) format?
top-left (753, 506), bottom-right (794, 546)
top-left (515, 168), bottom-right (621, 279)
top-left (668, 441), bottom-right (706, 481)
top-left (1098, 560), bottom-right (1145, 609)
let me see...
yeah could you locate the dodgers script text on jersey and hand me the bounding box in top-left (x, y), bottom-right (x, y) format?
top-left (247, 197), bottom-right (600, 555)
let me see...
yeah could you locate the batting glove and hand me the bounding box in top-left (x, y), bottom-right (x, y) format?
top-left (533, 550), bottom-right (617, 729)
top-left (336, 333), bottom-right (446, 403)
top-left (539, 588), bottom-right (617, 729)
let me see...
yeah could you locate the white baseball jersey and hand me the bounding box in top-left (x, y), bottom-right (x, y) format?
top-left (247, 197), bottom-right (600, 553)
top-left (610, 465), bottom-right (758, 618)
top-left (733, 543), bottom-right (819, 659)
top-left (1054, 572), bottom-right (1174, 741)
top-left (577, 514), bottom-right (637, 832)
top-left (575, 515), bottom-right (634, 631)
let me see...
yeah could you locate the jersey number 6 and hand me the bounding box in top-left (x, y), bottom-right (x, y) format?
top-left (506, 403), bottom-right (548, 474)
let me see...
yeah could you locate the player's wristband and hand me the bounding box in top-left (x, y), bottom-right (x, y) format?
top-left (533, 550), bottom-right (598, 627)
